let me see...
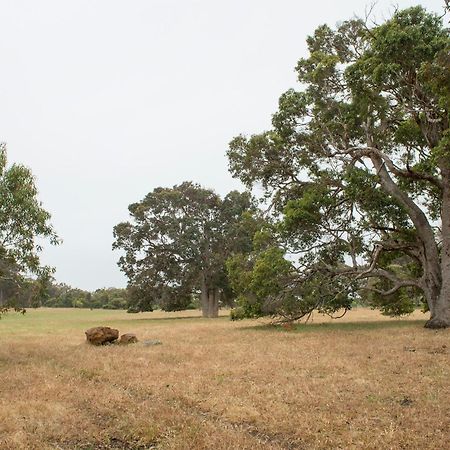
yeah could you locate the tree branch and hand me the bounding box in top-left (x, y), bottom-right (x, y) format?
top-left (363, 279), bottom-right (420, 296)
top-left (347, 146), bottom-right (443, 189)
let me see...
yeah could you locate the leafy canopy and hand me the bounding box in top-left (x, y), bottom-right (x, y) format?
top-left (113, 181), bottom-right (256, 313)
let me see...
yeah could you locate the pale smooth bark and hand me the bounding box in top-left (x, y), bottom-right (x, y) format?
top-left (425, 166), bottom-right (450, 328)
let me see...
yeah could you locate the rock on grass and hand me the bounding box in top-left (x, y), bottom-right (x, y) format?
top-left (85, 327), bottom-right (119, 345)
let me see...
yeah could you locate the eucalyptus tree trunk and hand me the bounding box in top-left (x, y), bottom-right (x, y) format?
top-left (425, 168), bottom-right (450, 328)
top-left (370, 152), bottom-right (450, 328)
top-left (200, 273), bottom-right (219, 318)
top-left (207, 287), bottom-right (219, 318)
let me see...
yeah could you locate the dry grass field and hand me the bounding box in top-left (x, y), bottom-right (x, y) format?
top-left (0, 307), bottom-right (449, 450)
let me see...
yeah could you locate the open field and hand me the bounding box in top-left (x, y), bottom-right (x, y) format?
top-left (0, 308), bottom-right (449, 449)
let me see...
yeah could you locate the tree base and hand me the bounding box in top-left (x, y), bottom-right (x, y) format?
top-left (202, 312), bottom-right (219, 319)
top-left (424, 317), bottom-right (450, 329)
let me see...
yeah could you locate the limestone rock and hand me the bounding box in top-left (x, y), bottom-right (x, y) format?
top-left (119, 333), bottom-right (138, 345)
top-left (85, 326), bottom-right (119, 345)
top-left (142, 339), bottom-right (162, 346)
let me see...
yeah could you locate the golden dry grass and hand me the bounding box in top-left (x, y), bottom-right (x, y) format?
top-left (0, 308), bottom-right (449, 449)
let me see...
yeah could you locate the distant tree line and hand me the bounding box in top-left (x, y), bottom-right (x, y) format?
top-left (43, 284), bottom-right (129, 310)
top-left (0, 277), bottom-right (130, 310)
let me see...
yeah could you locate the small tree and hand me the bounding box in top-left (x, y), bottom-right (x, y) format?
top-left (0, 144), bottom-right (59, 315)
top-left (228, 7), bottom-right (450, 328)
top-left (113, 182), bottom-right (256, 317)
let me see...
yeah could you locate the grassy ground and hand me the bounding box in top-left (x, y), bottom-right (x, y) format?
top-left (0, 308), bottom-right (448, 449)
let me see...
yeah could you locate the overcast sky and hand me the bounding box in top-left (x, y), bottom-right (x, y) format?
top-left (0, 0), bottom-right (445, 290)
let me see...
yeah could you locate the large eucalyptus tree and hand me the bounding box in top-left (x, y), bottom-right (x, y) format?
top-left (0, 144), bottom-right (59, 313)
top-left (228, 7), bottom-right (450, 328)
top-left (113, 182), bottom-right (255, 317)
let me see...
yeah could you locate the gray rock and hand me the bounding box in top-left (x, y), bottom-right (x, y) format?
top-left (142, 339), bottom-right (162, 346)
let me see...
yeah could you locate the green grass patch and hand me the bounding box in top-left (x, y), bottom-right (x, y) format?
top-left (0, 308), bottom-right (230, 338)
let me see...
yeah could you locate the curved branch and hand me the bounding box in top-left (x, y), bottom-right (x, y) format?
top-left (378, 151), bottom-right (443, 190)
top-left (355, 244), bottom-right (383, 280)
top-left (346, 137), bottom-right (442, 296)
top-left (363, 279), bottom-right (420, 296)
top-left (348, 146), bottom-right (443, 189)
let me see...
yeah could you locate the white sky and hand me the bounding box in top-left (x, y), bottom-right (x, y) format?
top-left (0, 0), bottom-right (445, 290)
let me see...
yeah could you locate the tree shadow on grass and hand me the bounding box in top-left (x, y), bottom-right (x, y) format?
top-left (241, 319), bottom-right (428, 333)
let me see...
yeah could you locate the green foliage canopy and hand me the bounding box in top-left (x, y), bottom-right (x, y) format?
top-left (113, 182), bottom-right (257, 316)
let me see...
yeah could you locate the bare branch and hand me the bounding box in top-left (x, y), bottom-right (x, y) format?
top-left (355, 244), bottom-right (383, 280)
top-left (363, 279), bottom-right (420, 296)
